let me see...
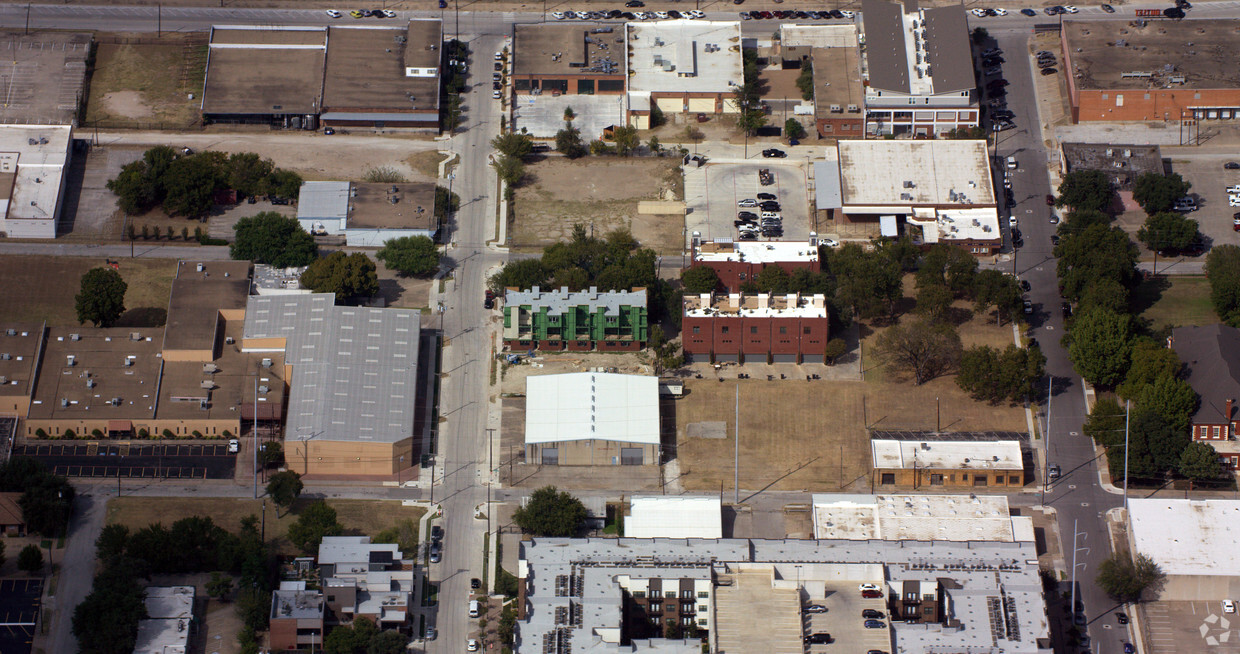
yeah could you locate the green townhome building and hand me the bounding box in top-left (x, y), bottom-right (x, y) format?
top-left (502, 286), bottom-right (648, 352)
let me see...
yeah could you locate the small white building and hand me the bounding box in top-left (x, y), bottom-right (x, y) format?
top-left (627, 496), bottom-right (723, 539)
top-left (296, 180), bottom-right (438, 246)
top-left (0, 125), bottom-right (73, 239)
top-left (524, 372), bottom-right (661, 466)
top-left (1128, 498), bottom-right (1240, 600)
top-left (812, 493), bottom-right (1034, 542)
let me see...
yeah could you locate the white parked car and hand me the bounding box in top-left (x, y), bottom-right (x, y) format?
top-left (325, 9), bottom-right (342, 17)
top-left (993, 7), bottom-right (1008, 15)
top-left (552, 11), bottom-right (565, 19)
top-left (859, 583), bottom-right (881, 592)
top-left (1063, 5), bottom-right (1079, 12)
top-left (1224, 599), bottom-right (1236, 614)
top-left (840, 9), bottom-right (855, 17)
top-left (689, 9), bottom-right (705, 18)
top-left (1226, 185), bottom-right (1240, 194)
top-left (823, 238), bottom-right (840, 247)
top-left (737, 198), bottom-right (758, 207)
top-left (970, 8), bottom-right (988, 16)
top-left (228, 439), bottom-right (240, 453)
top-left (1229, 197), bottom-right (1240, 207)
top-left (1009, 216), bottom-right (1018, 226)
top-left (655, 11), bottom-right (669, 18)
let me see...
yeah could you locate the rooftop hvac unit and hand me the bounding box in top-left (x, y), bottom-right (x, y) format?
top-left (903, 180), bottom-right (914, 188)
top-left (830, 104), bottom-right (842, 113)
top-left (66, 355), bottom-right (75, 366)
top-left (0, 353), bottom-right (8, 360)
top-left (5, 329), bottom-right (14, 336)
top-left (130, 332), bottom-right (141, 341)
top-left (86, 379), bottom-right (95, 388)
top-left (1123, 149), bottom-right (1132, 158)
top-left (123, 358), bottom-right (133, 367)
top-left (196, 263), bottom-right (204, 272)
top-left (61, 398), bottom-right (68, 407)
top-left (261, 358), bottom-right (273, 368)
top-left (200, 380), bottom-right (215, 390)
top-left (70, 333), bottom-right (80, 341)
top-left (847, 104), bottom-right (860, 112)
top-left (110, 397), bottom-right (121, 406)
top-left (259, 385), bottom-right (270, 394)
top-left (0, 376), bottom-right (5, 384)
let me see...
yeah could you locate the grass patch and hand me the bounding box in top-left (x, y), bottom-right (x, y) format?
top-left (1133, 275), bottom-right (1217, 330)
top-left (407, 151), bottom-right (449, 179)
top-left (0, 256), bottom-right (175, 326)
top-left (85, 38), bottom-right (206, 126)
top-left (106, 497), bottom-right (425, 557)
top-left (421, 576), bottom-right (439, 606)
top-left (482, 531), bottom-right (490, 590)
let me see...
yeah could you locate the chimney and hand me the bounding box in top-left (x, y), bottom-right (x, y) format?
top-left (811, 293), bottom-right (826, 309)
top-left (728, 293), bottom-right (741, 310)
top-left (1228, 399), bottom-right (1234, 423)
top-left (1167, 336), bottom-right (1174, 349)
top-left (699, 293), bottom-right (711, 307)
top-left (757, 293), bottom-right (769, 309)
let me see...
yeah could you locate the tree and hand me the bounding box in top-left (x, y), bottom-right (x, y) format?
top-left (1206, 245), bottom-right (1240, 326)
top-left (957, 344), bottom-right (1045, 404)
top-left (434, 186), bottom-right (459, 226)
top-left (1084, 397), bottom-right (1125, 448)
top-left (266, 470), bottom-right (303, 516)
top-left (1061, 209), bottom-right (1113, 232)
top-left (1056, 170), bottom-right (1115, 213)
top-left (226, 153), bottom-right (275, 198)
top-left (649, 103), bottom-right (666, 128)
top-left (1119, 339), bottom-right (1183, 401)
top-left (828, 243), bottom-right (901, 320)
top-left (206, 571), bottom-right (234, 600)
top-left (1180, 441), bottom-right (1221, 481)
top-left (162, 153), bottom-right (224, 218)
top-left (971, 269), bottom-right (1022, 325)
top-left (19, 473), bottom-right (74, 537)
top-left (259, 440), bottom-right (284, 468)
top-left (563, 107), bottom-right (576, 122)
top-left (287, 500), bottom-right (344, 553)
top-left (1096, 552), bottom-right (1164, 603)
top-left (680, 265), bottom-right (719, 294)
top-left (1139, 211), bottom-right (1199, 253)
top-left (1136, 373), bottom-right (1198, 435)
top-left (376, 235), bottom-right (442, 277)
top-left (367, 630), bottom-right (407, 654)
top-left (555, 126), bottom-right (587, 159)
top-left (300, 252), bottom-right (379, 302)
top-left (107, 160), bottom-right (160, 215)
top-left (824, 338), bottom-right (848, 365)
top-left (737, 108), bottom-right (768, 136)
top-left (612, 126), bottom-right (639, 156)
top-left (73, 564), bottom-right (147, 654)
top-left (1065, 308), bottom-right (1134, 388)
top-left (18, 544), bottom-right (43, 574)
top-left (491, 132), bottom-right (534, 159)
top-left (264, 169), bottom-right (303, 199)
top-left (754, 265), bottom-right (792, 294)
top-left (1078, 277), bottom-right (1130, 316)
top-left (492, 154), bottom-right (526, 189)
top-left (784, 118), bottom-right (807, 142)
top-left (1130, 409), bottom-right (1189, 476)
top-left (795, 61), bottom-right (814, 100)
top-left (489, 258), bottom-right (548, 293)
top-left (95, 524), bottom-right (129, 563)
top-left (917, 243), bottom-right (978, 296)
top-left (914, 283), bottom-right (953, 322)
top-left (231, 212), bottom-right (318, 267)
top-left (1132, 172), bottom-right (1191, 215)
top-left (75, 267), bottom-right (127, 327)
top-left (512, 486), bottom-right (587, 537)
top-left (875, 320), bottom-right (962, 385)
top-left (1055, 224), bottom-right (1138, 302)
top-left (646, 136), bottom-right (661, 154)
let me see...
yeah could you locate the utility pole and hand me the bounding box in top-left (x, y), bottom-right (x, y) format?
top-left (1124, 399), bottom-right (1131, 508)
top-left (733, 384), bottom-right (739, 505)
top-left (253, 376), bottom-right (258, 499)
top-left (1042, 375), bottom-right (1052, 506)
top-left (1070, 519), bottom-right (1080, 622)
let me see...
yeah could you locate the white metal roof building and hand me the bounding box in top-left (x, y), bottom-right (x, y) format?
top-left (871, 439), bottom-right (1023, 472)
top-left (0, 125), bottom-right (73, 239)
top-left (1128, 498), bottom-right (1240, 600)
top-left (625, 20), bottom-right (743, 120)
top-left (811, 493), bottom-right (1034, 542)
top-left (523, 372), bottom-right (662, 466)
top-left (627, 496), bottom-right (722, 539)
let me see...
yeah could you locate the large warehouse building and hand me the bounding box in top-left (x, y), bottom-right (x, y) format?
top-left (201, 22), bottom-right (442, 129)
top-left (1128, 498), bottom-right (1240, 600)
top-left (1062, 19), bottom-right (1240, 123)
top-left (242, 294), bottom-right (429, 479)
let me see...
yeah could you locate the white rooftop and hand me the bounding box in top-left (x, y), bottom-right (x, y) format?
top-left (296, 181), bottom-right (350, 221)
top-left (871, 439), bottom-right (1023, 471)
top-left (1129, 499), bottom-right (1240, 577)
top-left (626, 21), bottom-right (743, 94)
top-left (812, 493), bottom-right (1032, 542)
top-left (779, 24), bottom-right (858, 48)
top-left (525, 372), bottom-right (660, 445)
top-left (684, 292), bottom-right (829, 319)
top-left (144, 586), bottom-right (195, 620)
top-left (627, 496), bottom-right (723, 539)
top-left (910, 206), bottom-right (1002, 244)
top-left (694, 240), bottom-right (820, 265)
top-left (0, 124), bottom-right (72, 223)
top-left (837, 140), bottom-right (995, 209)
top-left (133, 619), bottom-right (190, 654)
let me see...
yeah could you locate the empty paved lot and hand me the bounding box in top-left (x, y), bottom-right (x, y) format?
top-left (715, 569), bottom-right (802, 654)
top-left (1143, 601), bottom-right (1240, 654)
top-left (14, 442), bottom-right (235, 479)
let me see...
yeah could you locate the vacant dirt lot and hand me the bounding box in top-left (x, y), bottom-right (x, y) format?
top-left (511, 157), bottom-right (684, 254)
top-left (674, 370), bottom-right (1027, 493)
top-left (106, 497), bottom-right (425, 557)
top-left (85, 35), bottom-right (207, 127)
top-left (0, 255), bottom-right (175, 327)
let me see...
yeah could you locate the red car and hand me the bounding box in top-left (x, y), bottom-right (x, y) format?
top-left (862, 590), bottom-right (883, 599)
top-left (1046, 194), bottom-right (1055, 206)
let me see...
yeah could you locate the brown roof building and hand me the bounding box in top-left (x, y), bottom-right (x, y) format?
top-left (0, 491), bottom-right (24, 535)
top-left (0, 322), bottom-right (45, 416)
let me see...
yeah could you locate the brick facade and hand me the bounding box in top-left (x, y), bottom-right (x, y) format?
top-left (682, 293), bottom-right (829, 364)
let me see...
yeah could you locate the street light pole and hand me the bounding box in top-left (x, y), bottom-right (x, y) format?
top-left (1123, 399), bottom-right (1131, 508)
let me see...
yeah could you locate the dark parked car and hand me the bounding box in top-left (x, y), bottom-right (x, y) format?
top-left (1164, 7), bottom-right (1185, 18)
top-left (804, 633), bottom-right (832, 644)
top-left (1021, 8), bottom-right (1037, 15)
top-left (1051, 234), bottom-right (1060, 246)
top-left (493, 81), bottom-right (502, 90)
top-left (1062, 302), bottom-right (1073, 318)
top-left (1225, 162), bottom-right (1240, 170)
top-left (1101, 3), bottom-right (1114, 10)
top-left (759, 202), bottom-right (781, 211)
top-left (1023, 299), bottom-right (1033, 314)
top-left (987, 79), bottom-right (1010, 88)
top-left (270, 196), bottom-right (290, 205)
top-left (804, 604), bottom-right (828, 613)
top-left (861, 590), bottom-right (883, 599)
top-left (738, 211), bottom-right (758, 220)
top-left (1041, 67), bottom-right (1058, 76)
top-left (757, 192), bottom-right (777, 200)
top-left (864, 620), bottom-right (887, 629)
top-left (1020, 279), bottom-right (1031, 292)
top-left (1117, 612), bottom-right (1130, 625)
top-left (471, 578), bottom-right (482, 590)
top-left (1046, 194), bottom-right (1056, 205)
top-left (762, 148), bottom-right (786, 158)
top-left (431, 525), bottom-right (444, 542)
top-left (829, 9), bottom-right (845, 18)
top-left (862, 609), bottom-right (884, 619)
top-left (625, 0), bottom-right (644, 6)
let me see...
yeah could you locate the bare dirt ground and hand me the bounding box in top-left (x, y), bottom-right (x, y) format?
top-left (511, 157), bottom-right (685, 254)
top-left (84, 36), bottom-right (207, 128)
top-left (376, 261), bottom-right (433, 309)
top-left (0, 255), bottom-right (176, 326)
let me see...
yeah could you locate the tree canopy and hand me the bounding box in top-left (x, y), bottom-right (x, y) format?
top-left (1055, 170), bottom-right (1116, 214)
top-left (300, 252), bottom-right (379, 302)
top-left (1205, 245), bottom-right (1240, 326)
top-left (376, 235), bottom-right (440, 277)
top-left (1136, 373), bottom-right (1198, 435)
top-left (491, 132), bottom-right (534, 159)
top-left (875, 319), bottom-right (962, 385)
top-left (0, 458), bottom-right (75, 538)
top-left (1055, 223), bottom-right (1138, 302)
top-left (17, 544), bottom-right (43, 574)
top-left (1132, 172), bottom-right (1191, 215)
top-left (680, 265), bottom-right (720, 294)
top-left (106, 147), bottom-right (301, 218)
top-left (1064, 307), bottom-right (1134, 388)
top-left (555, 126), bottom-right (587, 159)
top-left (288, 500), bottom-right (344, 553)
top-left (1096, 552), bottom-right (1164, 603)
top-left (1118, 339), bottom-right (1183, 401)
top-left (513, 486), bottom-right (587, 537)
top-left (76, 267), bottom-right (128, 327)
top-left (1180, 441), bottom-right (1221, 481)
top-left (795, 61), bottom-right (814, 100)
top-left (231, 212), bottom-right (318, 267)
top-left (1138, 211), bottom-right (1199, 253)
top-left (266, 471), bottom-right (304, 516)
top-left (971, 269), bottom-right (1023, 325)
top-left (956, 344), bottom-right (1045, 404)
top-left (828, 242), bottom-right (901, 320)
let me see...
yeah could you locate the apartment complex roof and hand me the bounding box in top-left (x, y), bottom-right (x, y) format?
top-left (627, 496), bottom-right (723, 539)
top-left (920, 6), bottom-right (974, 93)
top-left (1172, 324), bottom-right (1240, 426)
top-left (837, 140), bottom-right (994, 207)
top-left (860, 0), bottom-right (910, 93)
top-left (694, 240), bottom-right (819, 265)
top-left (505, 286), bottom-right (647, 313)
top-left (860, 0), bottom-right (973, 96)
top-left (811, 493), bottom-right (1033, 542)
top-left (0, 323), bottom-right (44, 400)
top-left (683, 292), bottom-right (828, 319)
top-left (626, 21), bottom-right (743, 94)
top-left (513, 23), bottom-right (625, 77)
top-left (525, 372), bottom-right (660, 445)
top-left (242, 294), bottom-right (421, 445)
top-left (162, 260), bottom-right (251, 353)
top-left (1128, 499), bottom-right (1240, 577)
top-left (1063, 19), bottom-right (1240, 91)
top-left (871, 439), bottom-right (1023, 471)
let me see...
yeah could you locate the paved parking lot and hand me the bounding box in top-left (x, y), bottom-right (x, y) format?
top-left (0, 578), bottom-right (42, 654)
top-left (13, 442), bottom-right (236, 479)
top-left (1143, 600), bottom-right (1240, 654)
top-left (802, 581), bottom-right (892, 653)
top-left (1167, 153), bottom-right (1240, 250)
top-left (684, 160), bottom-right (811, 246)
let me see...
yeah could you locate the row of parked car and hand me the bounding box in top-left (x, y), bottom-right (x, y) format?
top-left (736, 194), bottom-right (783, 239)
top-left (741, 9), bottom-right (853, 20)
top-left (551, 8), bottom-right (705, 20)
top-left (802, 585), bottom-right (888, 652)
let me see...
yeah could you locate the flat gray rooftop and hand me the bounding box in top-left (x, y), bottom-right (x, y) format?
top-left (513, 22), bottom-right (624, 77)
top-left (0, 32), bottom-right (91, 125)
top-left (202, 26), bottom-right (326, 116)
top-left (1062, 142), bottom-right (1164, 190)
top-left (1064, 19), bottom-right (1240, 90)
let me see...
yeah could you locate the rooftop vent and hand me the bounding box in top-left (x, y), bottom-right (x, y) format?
top-left (66, 355), bottom-right (75, 367)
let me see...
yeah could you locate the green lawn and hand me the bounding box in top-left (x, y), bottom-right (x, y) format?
top-left (1134, 276), bottom-right (1217, 330)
